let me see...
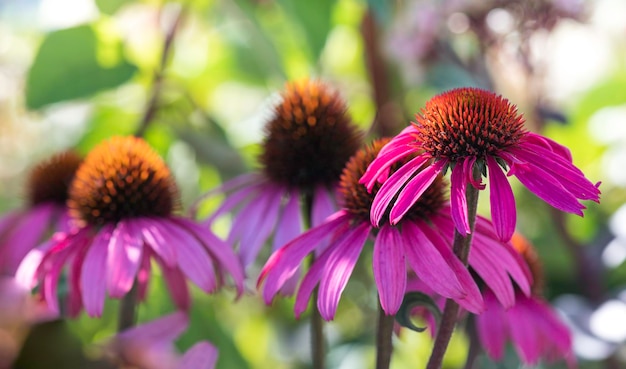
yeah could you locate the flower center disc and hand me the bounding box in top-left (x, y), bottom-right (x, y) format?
top-left (68, 137), bottom-right (178, 225)
top-left (260, 80), bottom-right (362, 189)
top-left (28, 151), bottom-right (82, 206)
top-left (415, 88), bottom-right (526, 161)
top-left (340, 138), bottom-right (446, 223)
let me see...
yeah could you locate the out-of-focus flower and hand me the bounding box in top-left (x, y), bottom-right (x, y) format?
top-left (16, 136), bottom-right (244, 317)
top-left (476, 233), bottom-right (576, 367)
top-left (105, 311), bottom-right (217, 369)
top-left (361, 87), bottom-right (600, 242)
top-left (259, 139), bottom-right (531, 320)
top-left (0, 277), bottom-right (56, 368)
top-left (199, 80), bottom-right (362, 289)
top-left (0, 151), bottom-right (81, 275)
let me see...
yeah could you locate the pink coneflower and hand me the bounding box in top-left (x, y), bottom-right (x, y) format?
top-left (105, 311), bottom-right (217, 369)
top-left (16, 137), bottom-right (244, 317)
top-left (476, 233), bottom-right (576, 367)
top-left (360, 87), bottom-right (600, 242)
top-left (259, 139), bottom-right (532, 320)
top-left (0, 151), bottom-right (81, 275)
top-left (201, 80), bottom-right (362, 274)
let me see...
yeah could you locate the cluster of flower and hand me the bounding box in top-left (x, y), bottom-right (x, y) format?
top-left (0, 79), bottom-right (599, 368)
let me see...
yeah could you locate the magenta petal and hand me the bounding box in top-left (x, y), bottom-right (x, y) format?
top-left (272, 190), bottom-right (303, 251)
top-left (16, 238), bottom-right (57, 289)
top-left (317, 222), bottom-right (370, 320)
top-left (507, 298), bottom-right (541, 365)
top-left (370, 154), bottom-right (431, 226)
top-left (525, 132), bottom-right (573, 162)
top-left (107, 220), bottom-right (143, 298)
top-left (311, 186), bottom-right (335, 227)
top-left (389, 158), bottom-right (447, 225)
top-left (260, 211), bottom-right (350, 303)
top-left (160, 261), bottom-right (191, 311)
top-left (294, 244), bottom-right (333, 318)
top-left (476, 290), bottom-right (508, 360)
top-left (134, 218), bottom-right (177, 266)
top-left (450, 159), bottom-right (470, 235)
top-left (469, 242), bottom-right (515, 308)
top-left (360, 142), bottom-right (418, 191)
top-left (204, 175), bottom-right (262, 224)
top-left (179, 342), bottom-right (218, 369)
top-left (174, 218), bottom-right (245, 296)
top-left (158, 220), bottom-right (217, 293)
top-left (118, 311), bottom-right (187, 343)
top-left (486, 157), bottom-right (516, 242)
top-left (81, 225), bottom-right (112, 317)
top-left (373, 226), bottom-right (406, 314)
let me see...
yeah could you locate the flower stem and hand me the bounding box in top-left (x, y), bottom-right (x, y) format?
top-left (376, 302), bottom-right (395, 369)
top-left (426, 175), bottom-right (480, 369)
top-left (311, 287), bottom-right (326, 369)
top-left (117, 281), bottom-right (138, 332)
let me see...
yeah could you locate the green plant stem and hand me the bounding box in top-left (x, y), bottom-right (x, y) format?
top-left (134, 5), bottom-right (185, 138)
top-left (463, 316), bottom-right (480, 369)
top-left (375, 302), bottom-right (395, 369)
top-left (311, 286), bottom-right (326, 369)
top-left (117, 281), bottom-right (138, 332)
top-left (426, 177), bottom-right (480, 369)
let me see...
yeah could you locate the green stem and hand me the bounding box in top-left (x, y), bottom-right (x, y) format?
top-left (425, 173), bottom-right (481, 369)
top-left (117, 281), bottom-right (138, 332)
top-left (375, 302), bottom-right (395, 369)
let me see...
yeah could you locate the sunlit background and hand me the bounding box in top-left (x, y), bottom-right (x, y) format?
top-left (1, 0), bottom-right (626, 368)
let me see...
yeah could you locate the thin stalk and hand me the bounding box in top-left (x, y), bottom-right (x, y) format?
top-left (304, 192), bottom-right (325, 369)
top-left (375, 302), bottom-right (395, 369)
top-left (463, 316), bottom-right (480, 369)
top-left (426, 175), bottom-right (481, 369)
top-left (117, 281), bottom-right (138, 332)
top-left (135, 5), bottom-right (186, 137)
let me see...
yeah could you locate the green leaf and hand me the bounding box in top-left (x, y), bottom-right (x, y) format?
top-left (277, 0), bottom-right (335, 62)
top-left (26, 25), bottom-right (137, 110)
top-left (95, 0), bottom-right (132, 15)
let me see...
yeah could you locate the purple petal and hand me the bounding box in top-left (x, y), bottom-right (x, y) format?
top-left (507, 297), bottom-right (541, 365)
top-left (179, 342), bottom-right (218, 369)
top-left (294, 244), bottom-right (334, 318)
top-left (469, 242), bottom-right (515, 308)
top-left (15, 238), bottom-right (57, 289)
top-left (159, 261), bottom-right (191, 311)
top-left (202, 173), bottom-right (263, 223)
top-left (174, 218), bottom-right (245, 296)
top-left (373, 226), bottom-right (406, 314)
top-left (81, 225), bottom-right (113, 317)
top-left (360, 141), bottom-right (419, 191)
top-left (525, 132), bottom-right (573, 162)
top-left (133, 218), bottom-right (177, 266)
top-left (107, 220), bottom-right (143, 298)
top-left (118, 311), bottom-right (188, 343)
top-left (158, 219), bottom-right (217, 293)
top-left (476, 290), bottom-right (508, 360)
top-left (312, 186), bottom-right (336, 227)
top-left (390, 159), bottom-right (448, 225)
top-left (317, 222), bottom-right (370, 320)
top-left (486, 156), bottom-right (516, 242)
top-left (272, 190), bottom-right (302, 251)
top-left (260, 211), bottom-right (351, 303)
top-left (205, 182), bottom-right (261, 225)
top-left (370, 154), bottom-right (431, 226)
top-left (136, 250), bottom-right (152, 301)
top-left (450, 159), bottom-right (470, 235)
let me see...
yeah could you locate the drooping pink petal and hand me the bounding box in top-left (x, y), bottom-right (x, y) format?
top-left (174, 218), bottom-right (244, 296)
top-left (360, 141), bottom-right (419, 191)
top-left (233, 186), bottom-right (282, 266)
top-left (136, 250), bottom-right (152, 301)
top-left (200, 173), bottom-right (263, 223)
top-left (450, 158), bottom-right (470, 235)
top-left (469, 242), bottom-right (515, 308)
top-left (417, 221), bottom-right (484, 313)
top-left (373, 225), bottom-right (406, 314)
top-left (389, 158), bottom-right (448, 225)
top-left (476, 290), bottom-right (508, 360)
top-left (158, 220), bottom-right (217, 293)
top-left (179, 342), bottom-right (218, 369)
top-left (133, 218), bottom-right (177, 266)
top-left (67, 243), bottom-right (87, 317)
top-left (107, 220), bottom-right (143, 298)
top-left (272, 190), bottom-right (302, 251)
top-left (525, 132), bottom-right (573, 162)
top-left (15, 237), bottom-right (58, 289)
top-left (260, 211), bottom-right (351, 303)
top-left (81, 225), bottom-right (113, 317)
top-left (204, 181), bottom-right (262, 225)
top-left (2, 203), bottom-right (55, 274)
top-left (465, 157), bottom-right (485, 190)
top-left (293, 239), bottom-right (336, 318)
top-left (159, 260), bottom-right (191, 311)
top-left (312, 186), bottom-right (336, 227)
top-left (507, 298), bottom-right (541, 365)
top-left (370, 154), bottom-right (431, 226)
top-left (486, 156), bottom-right (516, 242)
top-left (317, 222), bottom-right (370, 320)
top-left (530, 298), bottom-right (573, 358)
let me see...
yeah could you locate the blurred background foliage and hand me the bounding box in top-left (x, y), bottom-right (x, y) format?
top-left (1, 0), bottom-right (626, 368)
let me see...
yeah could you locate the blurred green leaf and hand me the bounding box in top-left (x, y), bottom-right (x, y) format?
top-left (276, 0), bottom-right (335, 62)
top-left (26, 25), bottom-right (137, 109)
top-left (95, 0), bottom-right (132, 15)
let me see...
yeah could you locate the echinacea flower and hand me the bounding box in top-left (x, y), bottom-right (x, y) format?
top-left (200, 80), bottom-right (362, 278)
top-left (259, 139), bottom-right (531, 320)
top-left (476, 233), bottom-right (576, 367)
top-left (16, 136), bottom-right (244, 317)
top-left (104, 311), bottom-right (217, 369)
top-left (361, 87), bottom-right (600, 242)
top-left (0, 151), bottom-right (81, 275)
